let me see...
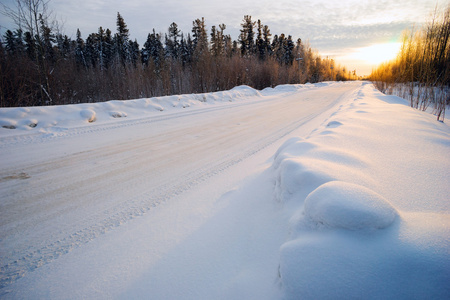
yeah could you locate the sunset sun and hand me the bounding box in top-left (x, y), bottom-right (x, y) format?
top-left (353, 42), bottom-right (402, 65)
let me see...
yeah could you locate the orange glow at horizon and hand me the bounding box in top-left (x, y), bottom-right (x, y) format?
top-left (352, 43), bottom-right (402, 65)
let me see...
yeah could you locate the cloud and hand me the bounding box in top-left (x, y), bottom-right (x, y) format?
top-left (0, 0), bottom-right (439, 76)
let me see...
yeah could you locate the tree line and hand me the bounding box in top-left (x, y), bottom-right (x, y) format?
top-left (370, 5), bottom-right (449, 121)
top-left (0, 1), bottom-right (353, 107)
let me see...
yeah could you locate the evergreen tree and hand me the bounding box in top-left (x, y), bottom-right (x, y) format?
top-left (210, 25), bottom-right (218, 55)
top-left (256, 20), bottom-right (265, 60)
top-left (85, 33), bottom-right (97, 68)
top-left (164, 33), bottom-right (172, 59)
top-left (4, 30), bottom-right (17, 55)
top-left (271, 33), bottom-right (292, 65)
top-left (103, 28), bottom-right (113, 68)
top-left (142, 29), bottom-right (164, 68)
top-left (0, 38), bottom-right (4, 57)
top-left (75, 28), bottom-right (87, 69)
top-left (223, 33), bottom-right (233, 57)
top-left (232, 40), bottom-right (238, 56)
top-left (180, 34), bottom-right (193, 65)
top-left (263, 25), bottom-right (272, 57)
top-left (239, 15), bottom-right (256, 57)
top-left (283, 35), bottom-right (295, 65)
top-left (141, 33), bottom-right (151, 65)
top-left (218, 24), bottom-right (226, 56)
top-left (211, 24), bottom-right (226, 57)
top-left (55, 33), bottom-right (71, 59)
top-left (271, 34), bottom-right (282, 63)
top-left (295, 38), bottom-right (304, 58)
top-left (129, 39), bottom-right (140, 66)
top-left (3, 29), bottom-right (25, 57)
top-left (39, 14), bottom-right (55, 63)
top-left (165, 22), bottom-right (180, 59)
top-left (24, 31), bottom-right (36, 60)
top-left (115, 12), bottom-right (130, 65)
top-left (192, 18), bottom-right (208, 55)
top-left (96, 27), bottom-right (106, 70)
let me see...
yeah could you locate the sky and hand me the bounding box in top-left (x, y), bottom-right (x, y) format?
top-left (0, 0), bottom-right (445, 76)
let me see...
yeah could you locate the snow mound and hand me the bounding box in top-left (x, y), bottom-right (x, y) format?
top-left (0, 118), bottom-right (17, 129)
top-left (109, 111), bottom-right (127, 118)
top-left (304, 181), bottom-right (398, 230)
top-left (230, 85), bottom-right (262, 97)
top-left (273, 138), bottom-right (317, 169)
top-left (274, 158), bottom-right (334, 203)
top-left (272, 137), bottom-right (370, 205)
top-left (80, 109), bottom-right (96, 123)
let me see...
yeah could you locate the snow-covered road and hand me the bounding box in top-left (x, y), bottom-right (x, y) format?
top-left (2, 81), bottom-right (448, 299)
top-left (0, 82), bottom-right (352, 292)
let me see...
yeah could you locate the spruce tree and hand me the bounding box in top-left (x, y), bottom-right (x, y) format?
top-left (75, 28), bottom-right (87, 69)
top-left (39, 15), bottom-right (55, 63)
top-left (166, 22), bottom-right (180, 59)
top-left (129, 39), bottom-right (140, 66)
top-left (192, 18), bottom-right (208, 55)
top-left (97, 27), bottom-right (105, 70)
top-left (142, 33), bottom-right (152, 65)
top-left (239, 15), bottom-right (256, 57)
top-left (210, 24), bottom-right (226, 57)
top-left (263, 25), bottom-right (272, 57)
top-left (4, 30), bottom-right (17, 56)
top-left (55, 33), bottom-right (71, 58)
top-left (103, 28), bottom-right (113, 68)
top-left (180, 34), bottom-right (193, 65)
top-left (210, 25), bottom-right (218, 56)
top-left (284, 35), bottom-right (295, 65)
top-left (115, 12), bottom-right (130, 65)
top-left (143, 29), bottom-right (164, 69)
top-left (256, 20), bottom-right (265, 60)
top-left (24, 31), bottom-right (36, 61)
top-left (85, 33), bottom-right (96, 68)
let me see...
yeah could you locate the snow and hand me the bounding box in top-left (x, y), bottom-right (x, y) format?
top-left (273, 83), bottom-right (450, 299)
top-left (0, 85), bottom-right (262, 135)
top-left (0, 81), bottom-right (449, 299)
top-left (303, 181), bottom-right (398, 230)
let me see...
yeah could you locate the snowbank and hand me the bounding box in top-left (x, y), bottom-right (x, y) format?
top-left (0, 85), bottom-right (262, 135)
top-left (273, 82), bottom-right (450, 299)
top-left (303, 181), bottom-right (398, 231)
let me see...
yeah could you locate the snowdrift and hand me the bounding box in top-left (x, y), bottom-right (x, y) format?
top-left (0, 83), bottom-right (330, 136)
top-left (273, 82), bottom-right (450, 299)
top-left (0, 85), bottom-right (262, 134)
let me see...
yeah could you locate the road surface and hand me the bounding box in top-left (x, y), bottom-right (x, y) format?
top-left (0, 82), bottom-right (360, 292)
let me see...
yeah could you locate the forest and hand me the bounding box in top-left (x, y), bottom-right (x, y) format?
top-left (0, 1), bottom-right (354, 107)
top-left (370, 6), bottom-right (449, 121)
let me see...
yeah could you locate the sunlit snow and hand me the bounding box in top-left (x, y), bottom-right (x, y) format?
top-left (1, 81), bottom-right (448, 299)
